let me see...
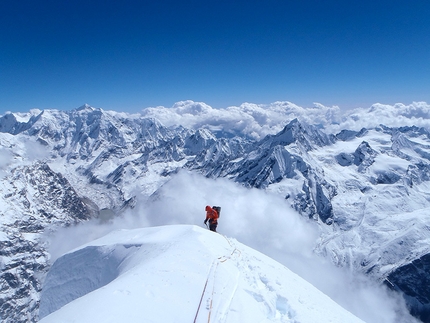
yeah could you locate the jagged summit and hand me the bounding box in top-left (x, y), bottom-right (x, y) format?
top-left (76, 103), bottom-right (96, 111)
top-left (335, 128), bottom-right (368, 141)
top-left (0, 110), bottom-right (42, 135)
top-left (262, 118), bottom-right (334, 152)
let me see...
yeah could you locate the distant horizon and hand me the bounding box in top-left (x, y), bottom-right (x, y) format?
top-left (2, 99), bottom-right (430, 116)
top-left (4, 100), bottom-right (430, 142)
top-left (1, 1), bottom-right (429, 116)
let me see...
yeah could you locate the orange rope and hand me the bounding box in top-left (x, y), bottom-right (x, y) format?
top-left (207, 262), bottom-right (219, 322)
top-left (195, 235), bottom-right (241, 322)
top-left (193, 261), bottom-right (215, 323)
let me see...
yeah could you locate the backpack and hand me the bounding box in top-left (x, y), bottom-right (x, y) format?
top-left (212, 206), bottom-right (221, 217)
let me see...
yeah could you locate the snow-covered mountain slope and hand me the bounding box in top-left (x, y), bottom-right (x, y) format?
top-left (1, 102), bottom-right (430, 322)
top-left (38, 225), bottom-right (364, 323)
top-left (0, 144), bottom-right (97, 322)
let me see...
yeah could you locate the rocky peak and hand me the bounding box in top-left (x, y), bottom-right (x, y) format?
top-left (0, 161), bottom-right (97, 323)
top-left (76, 103), bottom-right (94, 111)
top-left (263, 118), bottom-right (333, 152)
top-left (335, 128), bottom-right (368, 141)
top-left (0, 111), bottom-right (43, 135)
top-left (184, 128), bottom-right (217, 155)
top-left (353, 141), bottom-right (377, 169)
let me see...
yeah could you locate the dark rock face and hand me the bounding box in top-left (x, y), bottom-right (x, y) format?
top-left (353, 141), bottom-right (377, 171)
top-left (0, 162), bottom-right (96, 323)
top-left (0, 236), bottom-right (48, 323)
top-left (0, 112), bottom-right (41, 135)
top-left (335, 141), bottom-right (378, 172)
top-left (374, 172), bottom-right (401, 185)
top-left (386, 254), bottom-right (430, 323)
top-left (336, 152), bottom-right (354, 166)
top-left (336, 129), bottom-right (360, 141)
top-left (315, 183), bottom-right (333, 224)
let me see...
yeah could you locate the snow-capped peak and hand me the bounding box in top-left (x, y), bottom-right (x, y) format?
top-left (76, 103), bottom-right (95, 111)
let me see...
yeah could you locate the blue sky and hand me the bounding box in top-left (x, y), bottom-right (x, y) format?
top-left (1, 0), bottom-right (429, 115)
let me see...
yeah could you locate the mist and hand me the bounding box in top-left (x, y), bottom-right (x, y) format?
top-left (45, 171), bottom-right (417, 323)
top-left (0, 147), bottom-right (14, 178)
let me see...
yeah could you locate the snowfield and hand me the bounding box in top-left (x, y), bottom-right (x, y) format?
top-left (39, 225), bottom-right (364, 323)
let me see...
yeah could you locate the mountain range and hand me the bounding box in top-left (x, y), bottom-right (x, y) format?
top-left (1, 101), bottom-right (430, 322)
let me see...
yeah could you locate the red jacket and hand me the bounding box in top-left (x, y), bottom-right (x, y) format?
top-left (205, 206), bottom-right (219, 224)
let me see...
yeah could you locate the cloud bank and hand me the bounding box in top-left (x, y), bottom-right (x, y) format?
top-left (46, 171), bottom-right (417, 323)
top-left (141, 100), bottom-right (340, 140)
top-left (139, 100), bottom-right (430, 140)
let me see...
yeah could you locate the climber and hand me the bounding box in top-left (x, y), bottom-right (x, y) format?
top-left (204, 205), bottom-right (219, 232)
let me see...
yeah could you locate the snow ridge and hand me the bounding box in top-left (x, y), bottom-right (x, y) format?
top-left (39, 225), bottom-right (364, 323)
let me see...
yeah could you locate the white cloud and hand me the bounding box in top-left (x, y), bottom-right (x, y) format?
top-left (140, 100), bottom-right (430, 139)
top-left (327, 101), bottom-right (430, 133)
top-left (23, 138), bottom-right (50, 162)
top-left (0, 147), bottom-right (13, 168)
top-left (141, 100), bottom-right (343, 140)
top-left (0, 147), bottom-right (14, 178)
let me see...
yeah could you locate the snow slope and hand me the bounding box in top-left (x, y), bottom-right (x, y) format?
top-left (39, 225), bottom-right (364, 323)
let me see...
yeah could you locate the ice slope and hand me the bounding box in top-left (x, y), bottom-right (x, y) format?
top-left (39, 225), bottom-right (364, 323)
